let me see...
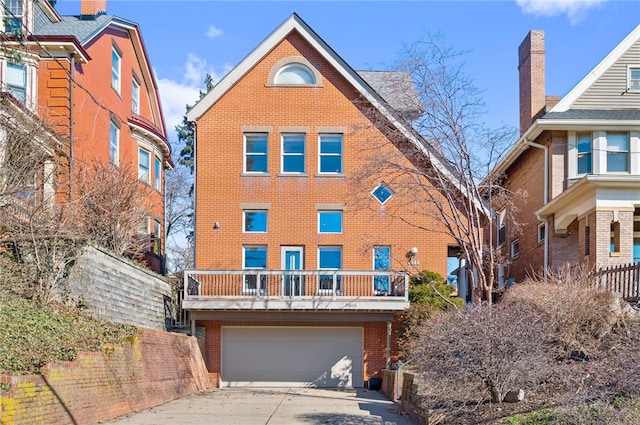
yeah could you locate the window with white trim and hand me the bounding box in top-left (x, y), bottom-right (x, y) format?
top-left (497, 209), bottom-right (506, 246)
top-left (628, 67), bottom-right (640, 92)
top-left (281, 134), bottom-right (305, 173)
top-left (606, 132), bottom-right (629, 172)
top-left (6, 62), bottom-right (26, 104)
top-left (274, 63), bottom-right (316, 85)
top-left (4, 0), bottom-right (23, 34)
top-left (372, 182), bottom-right (393, 204)
top-left (132, 75), bottom-right (140, 114)
top-left (537, 222), bottom-right (546, 244)
top-left (109, 120), bottom-right (119, 165)
top-left (153, 219), bottom-right (161, 255)
top-left (318, 246), bottom-right (342, 293)
top-left (511, 239), bottom-right (520, 259)
top-left (111, 45), bottom-right (122, 93)
top-left (319, 134), bottom-right (343, 174)
top-left (243, 210), bottom-right (267, 232)
top-left (244, 133), bottom-right (268, 173)
top-left (318, 211), bottom-right (342, 233)
top-left (138, 148), bottom-right (150, 183)
top-left (243, 245), bottom-right (267, 294)
top-left (576, 132), bottom-right (592, 175)
top-left (154, 156), bottom-right (162, 191)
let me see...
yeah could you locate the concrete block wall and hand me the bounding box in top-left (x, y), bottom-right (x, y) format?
top-left (67, 245), bottom-right (171, 330)
top-left (0, 329), bottom-right (210, 425)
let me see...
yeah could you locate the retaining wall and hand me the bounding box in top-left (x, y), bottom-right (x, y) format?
top-left (0, 329), bottom-right (210, 425)
top-left (67, 245), bottom-right (172, 331)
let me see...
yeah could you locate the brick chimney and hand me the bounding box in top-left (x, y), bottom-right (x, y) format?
top-left (518, 30), bottom-right (546, 135)
top-left (80, 0), bottom-right (106, 18)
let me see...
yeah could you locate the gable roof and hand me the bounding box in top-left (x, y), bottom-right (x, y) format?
top-left (551, 24), bottom-right (640, 112)
top-left (187, 13), bottom-right (481, 213)
top-left (492, 24), bottom-right (640, 178)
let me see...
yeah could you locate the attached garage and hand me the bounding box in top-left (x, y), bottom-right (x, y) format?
top-left (221, 326), bottom-right (364, 388)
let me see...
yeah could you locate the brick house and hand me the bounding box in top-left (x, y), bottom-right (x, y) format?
top-left (0, 0), bottom-right (172, 273)
top-left (491, 25), bottom-right (640, 283)
top-left (183, 14), bottom-right (471, 388)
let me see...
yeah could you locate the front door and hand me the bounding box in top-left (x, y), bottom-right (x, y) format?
top-left (282, 246), bottom-right (304, 296)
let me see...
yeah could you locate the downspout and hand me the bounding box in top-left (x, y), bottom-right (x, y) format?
top-left (69, 53), bottom-right (75, 200)
top-left (524, 138), bottom-right (549, 281)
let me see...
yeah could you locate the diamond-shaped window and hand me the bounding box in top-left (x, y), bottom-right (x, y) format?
top-left (372, 182), bottom-right (393, 204)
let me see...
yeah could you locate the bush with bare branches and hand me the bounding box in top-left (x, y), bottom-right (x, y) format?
top-left (411, 303), bottom-right (553, 420)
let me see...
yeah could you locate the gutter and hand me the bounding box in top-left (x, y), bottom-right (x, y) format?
top-left (524, 139), bottom-right (549, 281)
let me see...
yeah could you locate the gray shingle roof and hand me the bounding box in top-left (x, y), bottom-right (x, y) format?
top-left (357, 71), bottom-right (423, 117)
top-left (33, 4), bottom-right (121, 44)
top-left (543, 109), bottom-right (640, 121)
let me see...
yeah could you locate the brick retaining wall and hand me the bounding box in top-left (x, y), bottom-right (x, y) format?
top-left (0, 329), bottom-right (210, 425)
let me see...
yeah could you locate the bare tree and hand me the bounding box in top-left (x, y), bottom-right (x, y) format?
top-left (351, 33), bottom-right (521, 305)
top-left (164, 164), bottom-right (193, 274)
top-left (72, 160), bottom-right (155, 258)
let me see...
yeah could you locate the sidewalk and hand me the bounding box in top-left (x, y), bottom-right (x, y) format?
top-left (98, 387), bottom-right (417, 425)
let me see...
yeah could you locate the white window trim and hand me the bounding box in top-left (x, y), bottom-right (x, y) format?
top-left (318, 210), bottom-right (343, 234)
top-left (604, 131), bottom-right (630, 174)
top-left (510, 239), bottom-right (520, 259)
top-left (281, 133), bottom-right (306, 174)
top-left (242, 245), bottom-right (268, 295)
top-left (628, 65), bottom-right (640, 92)
top-left (497, 209), bottom-right (506, 246)
top-left (318, 133), bottom-right (344, 175)
top-left (132, 75), bottom-right (141, 114)
top-left (112, 44), bottom-right (122, 94)
top-left (537, 222), bottom-right (546, 244)
top-left (138, 147), bottom-right (151, 183)
top-left (318, 246), bottom-right (343, 295)
top-left (243, 133), bottom-right (269, 174)
top-left (243, 210), bottom-right (268, 233)
top-left (109, 121), bottom-right (120, 166)
top-left (154, 156), bottom-right (162, 191)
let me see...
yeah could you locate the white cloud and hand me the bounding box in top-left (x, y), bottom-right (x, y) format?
top-left (516, 0), bottom-right (607, 23)
top-left (156, 54), bottom-right (222, 143)
top-left (206, 25), bottom-right (223, 39)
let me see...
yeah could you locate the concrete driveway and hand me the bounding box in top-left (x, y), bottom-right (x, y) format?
top-left (99, 388), bottom-right (417, 425)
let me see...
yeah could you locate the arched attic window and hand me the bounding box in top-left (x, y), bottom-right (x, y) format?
top-left (266, 56), bottom-right (323, 87)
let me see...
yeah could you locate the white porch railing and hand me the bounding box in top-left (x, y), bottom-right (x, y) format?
top-left (182, 269), bottom-right (409, 311)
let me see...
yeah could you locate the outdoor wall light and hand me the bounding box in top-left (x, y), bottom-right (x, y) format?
top-left (213, 222), bottom-right (220, 230)
top-left (406, 247), bottom-right (419, 265)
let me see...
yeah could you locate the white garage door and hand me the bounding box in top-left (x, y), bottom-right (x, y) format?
top-left (221, 327), bottom-right (363, 388)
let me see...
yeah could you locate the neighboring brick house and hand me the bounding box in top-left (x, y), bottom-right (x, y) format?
top-left (491, 25), bottom-right (640, 283)
top-left (0, 0), bottom-right (172, 273)
top-left (184, 14), bottom-right (470, 388)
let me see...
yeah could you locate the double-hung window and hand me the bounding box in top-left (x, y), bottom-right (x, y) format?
top-left (245, 133), bottom-right (268, 173)
top-left (628, 67), bottom-right (640, 92)
top-left (606, 132), bottom-right (629, 172)
top-left (138, 148), bottom-right (150, 183)
top-left (4, 0), bottom-right (23, 34)
top-left (576, 132), bottom-right (592, 174)
top-left (132, 76), bottom-right (141, 114)
top-left (154, 156), bottom-right (162, 191)
top-left (497, 209), bottom-right (506, 246)
top-left (244, 210), bottom-right (267, 232)
top-left (319, 134), bottom-right (343, 174)
top-left (318, 246), bottom-right (342, 294)
top-left (281, 134), bottom-right (305, 173)
top-left (109, 121), bottom-right (119, 165)
top-left (112, 45), bottom-right (122, 94)
top-left (6, 62), bottom-right (26, 104)
top-left (153, 220), bottom-right (161, 255)
top-left (243, 246), bottom-right (267, 294)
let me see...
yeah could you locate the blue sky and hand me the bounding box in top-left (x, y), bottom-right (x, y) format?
top-left (55, 0), bottom-right (639, 144)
